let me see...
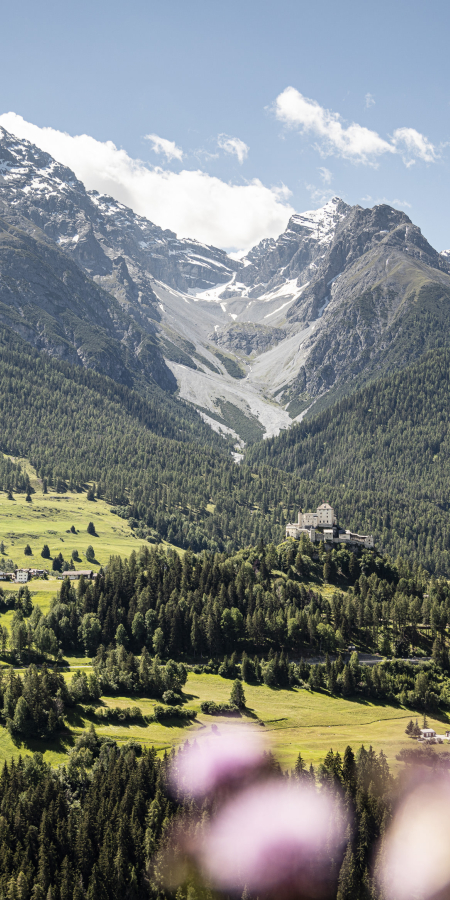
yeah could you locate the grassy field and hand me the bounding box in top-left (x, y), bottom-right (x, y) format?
top-left (0, 457), bottom-right (159, 572)
top-left (0, 671), bottom-right (442, 772)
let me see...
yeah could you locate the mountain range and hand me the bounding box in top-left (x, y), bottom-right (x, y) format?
top-left (2, 125), bottom-right (450, 446)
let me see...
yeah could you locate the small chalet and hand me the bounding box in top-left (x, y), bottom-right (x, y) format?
top-left (420, 728), bottom-right (436, 739)
top-left (65, 570), bottom-right (95, 581)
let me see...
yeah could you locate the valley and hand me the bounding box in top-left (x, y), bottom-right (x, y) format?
top-left (3, 127), bottom-right (450, 449)
top-left (1, 121), bottom-right (450, 892)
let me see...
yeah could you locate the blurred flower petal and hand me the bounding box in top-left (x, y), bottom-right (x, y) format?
top-left (197, 779), bottom-right (347, 893)
top-left (381, 777), bottom-right (450, 900)
top-left (170, 731), bottom-right (265, 798)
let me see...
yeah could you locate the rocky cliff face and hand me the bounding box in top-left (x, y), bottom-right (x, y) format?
top-left (212, 199), bottom-right (450, 417)
top-left (237, 197), bottom-right (351, 298)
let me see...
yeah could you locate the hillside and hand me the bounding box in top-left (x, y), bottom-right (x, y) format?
top-left (249, 346), bottom-right (450, 570)
top-left (2, 326), bottom-right (450, 569)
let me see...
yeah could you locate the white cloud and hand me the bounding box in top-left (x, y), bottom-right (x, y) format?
top-left (0, 113), bottom-right (293, 251)
top-left (305, 183), bottom-right (335, 205)
top-left (365, 93), bottom-right (375, 108)
top-left (217, 134), bottom-right (249, 164)
top-left (392, 127), bottom-right (437, 165)
top-left (318, 166), bottom-right (332, 184)
top-left (273, 87), bottom-right (437, 166)
top-left (145, 133), bottom-right (183, 162)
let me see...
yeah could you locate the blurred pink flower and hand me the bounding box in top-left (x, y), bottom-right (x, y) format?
top-left (170, 731), bottom-right (265, 799)
top-left (380, 776), bottom-right (450, 900)
top-left (196, 779), bottom-right (347, 894)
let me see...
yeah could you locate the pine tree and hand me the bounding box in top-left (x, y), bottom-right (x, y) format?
top-left (294, 752), bottom-right (306, 779)
top-left (337, 842), bottom-right (358, 900)
top-left (230, 679), bottom-right (246, 709)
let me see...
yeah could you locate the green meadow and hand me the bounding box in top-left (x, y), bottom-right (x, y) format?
top-left (0, 487), bottom-right (146, 574)
top-left (0, 670), bottom-right (441, 772)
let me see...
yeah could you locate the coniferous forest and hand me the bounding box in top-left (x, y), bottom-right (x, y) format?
top-left (2, 327), bottom-right (450, 571)
top-left (2, 329), bottom-right (450, 900)
top-left (0, 735), bottom-right (396, 900)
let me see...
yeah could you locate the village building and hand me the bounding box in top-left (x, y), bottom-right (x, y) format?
top-left (64, 569), bottom-right (95, 581)
top-left (286, 503), bottom-right (374, 549)
top-left (15, 570), bottom-right (29, 583)
top-left (420, 728), bottom-right (437, 740)
top-left (14, 568), bottom-right (48, 581)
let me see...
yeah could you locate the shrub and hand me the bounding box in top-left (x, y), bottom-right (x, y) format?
top-left (162, 690), bottom-right (182, 705)
top-left (200, 700), bottom-right (240, 717)
top-left (152, 705), bottom-right (196, 722)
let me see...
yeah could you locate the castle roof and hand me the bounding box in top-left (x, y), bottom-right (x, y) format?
top-left (318, 503), bottom-right (333, 510)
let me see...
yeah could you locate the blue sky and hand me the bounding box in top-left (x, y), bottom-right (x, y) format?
top-left (1, 0), bottom-right (449, 251)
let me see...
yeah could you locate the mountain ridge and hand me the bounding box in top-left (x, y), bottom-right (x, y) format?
top-left (2, 125), bottom-right (450, 444)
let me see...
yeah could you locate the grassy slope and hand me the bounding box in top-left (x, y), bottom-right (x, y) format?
top-left (0, 458), bottom-right (152, 571)
top-left (0, 671), bottom-right (440, 772)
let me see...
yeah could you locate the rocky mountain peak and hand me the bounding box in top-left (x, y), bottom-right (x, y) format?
top-left (287, 196), bottom-right (350, 244)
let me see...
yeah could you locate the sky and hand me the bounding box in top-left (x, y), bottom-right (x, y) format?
top-left (1, 0), bottom-right (450, 253)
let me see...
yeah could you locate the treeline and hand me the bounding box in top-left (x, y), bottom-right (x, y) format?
top-left (1, 541), bottom-right (415, 661)
top-left (0, 735), bottom-right (395, 900)
top-left (0, 650), bottom-right (193, 741)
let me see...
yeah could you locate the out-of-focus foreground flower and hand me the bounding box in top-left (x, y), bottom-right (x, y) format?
top-left (380, 775), bottom-right (450, 900)
top-left (163, 732), bottom-right (348, 899)
top-left (197, 779), bottom-right (348, 895)
top-left (169, 729), bottom-right (266, 799)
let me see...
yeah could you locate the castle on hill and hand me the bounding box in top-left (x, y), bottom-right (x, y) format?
top-left (286, 503), bottom-right (374, 549)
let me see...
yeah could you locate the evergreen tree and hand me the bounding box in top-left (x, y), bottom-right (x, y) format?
top-left (230, 679), bottom-right (246, 709)
top-left (337, 841), bottom-right (358, 900)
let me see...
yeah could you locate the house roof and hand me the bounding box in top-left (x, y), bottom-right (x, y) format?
top-left (318, 503), bottom-right (333, 510)
top-left (65, 570), bottom-right (94, 577)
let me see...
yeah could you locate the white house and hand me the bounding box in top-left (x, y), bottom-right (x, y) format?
top-left (15, 570), bottom-right (29, 583)
top-left (420, 728), bottom-right (436, 740)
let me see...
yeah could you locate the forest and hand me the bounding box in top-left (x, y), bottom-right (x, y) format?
top-left (2, 538), bottom-right (450, 722)
top-left (3, 329), bottom-right (450, 571)
top-left (0, 735), bottom-right (397, 900)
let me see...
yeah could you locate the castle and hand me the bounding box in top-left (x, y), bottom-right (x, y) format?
top-left (286, 503), bottom-right (374, 549)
